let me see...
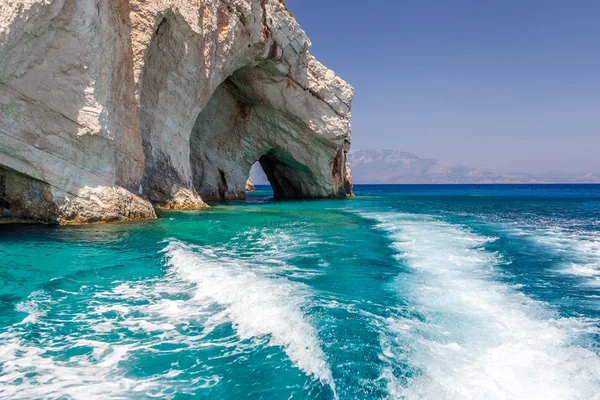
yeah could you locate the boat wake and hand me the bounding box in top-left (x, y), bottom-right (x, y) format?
top-left (0, 236), bottom-right (334, 399)
top-left (502, 222), bottom-right (600, 287)
top-left (162, 240), bottom-right (334, 387)
top-left (364, 212), bottom-right (600, 400)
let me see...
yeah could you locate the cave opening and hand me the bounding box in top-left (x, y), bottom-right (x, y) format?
top-left (249, 162), bottom-right (271, 190)
top-left (0, 166), bottom-right (57, 222)
top-left (189, 65), bottom-right (324, 201)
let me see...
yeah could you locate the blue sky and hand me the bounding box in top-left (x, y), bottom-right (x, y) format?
top-left (286, 0), bottom-right (600, 173)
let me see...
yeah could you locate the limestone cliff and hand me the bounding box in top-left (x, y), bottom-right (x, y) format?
top-left (0, 0), bottom-right (353, 224)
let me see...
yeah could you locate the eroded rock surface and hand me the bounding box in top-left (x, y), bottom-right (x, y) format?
top-left (157, 188), bottom-right (209, 211)
top-left (0, 0), bottom-right (353, 224)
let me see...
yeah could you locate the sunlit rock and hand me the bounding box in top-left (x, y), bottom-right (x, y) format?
top-left (246, 178), bottom-right (257, 193)
top-left (0, 0), bottom-right (353, 224)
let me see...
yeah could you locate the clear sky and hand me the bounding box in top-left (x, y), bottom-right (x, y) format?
top-left (285, 0), bottom-right (600, 173)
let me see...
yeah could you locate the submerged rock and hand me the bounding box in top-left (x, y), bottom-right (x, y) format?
top-left (0, 0), bottom-right (353, 224)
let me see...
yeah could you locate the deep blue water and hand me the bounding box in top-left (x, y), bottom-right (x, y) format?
top-left (1, 185), bottom-right (600, 399)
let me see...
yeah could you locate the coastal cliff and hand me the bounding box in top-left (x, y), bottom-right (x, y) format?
top-left (0, 0), bottom-right (353, 224)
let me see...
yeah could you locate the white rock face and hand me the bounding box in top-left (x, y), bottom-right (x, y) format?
top-left (0, 0), bottom-right (353, 224)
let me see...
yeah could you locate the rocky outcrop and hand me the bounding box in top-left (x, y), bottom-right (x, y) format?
top-left (157, 188), bottom-right (209, 211)
top-left (246, 178), bottom-right (256, 192)
top-left (57, 186), bottom-right (157, 225)
top-left (0, 0), bottom-right (353, 224)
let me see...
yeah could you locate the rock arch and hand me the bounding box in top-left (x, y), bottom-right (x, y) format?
top-left (139, 1), bottom-right (353, 206)
top-left (189, 63), bottom-right (349, 200)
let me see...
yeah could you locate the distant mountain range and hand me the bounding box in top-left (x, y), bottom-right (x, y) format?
top-left (347, 149), bottom-right (600, 184)
top-left (251, 149), bottom-right (600, 185)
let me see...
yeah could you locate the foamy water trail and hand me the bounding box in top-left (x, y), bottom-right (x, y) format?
top-left (364, 212), bottom-right (600, 400)
top-left (502, 223), bottom-right (600, 286)
top-left (0, 236), bottom-right (333, 399)
top-left (0, 291), bottom-right (161, 400)
top-left (162, 240), bottom-right (334, 387)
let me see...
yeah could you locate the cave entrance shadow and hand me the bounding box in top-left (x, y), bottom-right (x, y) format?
top-left (189, 64), bottom-right (330, 202)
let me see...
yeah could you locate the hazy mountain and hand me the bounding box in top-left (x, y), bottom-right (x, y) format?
top-left (250, 150), bottom-right (600, 185)
top-left (347, 150), bottom-right (600, 184)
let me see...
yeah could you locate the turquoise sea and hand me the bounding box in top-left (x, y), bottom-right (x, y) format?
top-left (2, 185), bottom-right (600, 399)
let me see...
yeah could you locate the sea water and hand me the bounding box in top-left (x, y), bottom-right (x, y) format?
top-left (1, 185), bottom-right (600, 399)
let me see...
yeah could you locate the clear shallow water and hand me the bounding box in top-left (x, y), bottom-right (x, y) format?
top-left (1, 184), bottom-right (600, 399)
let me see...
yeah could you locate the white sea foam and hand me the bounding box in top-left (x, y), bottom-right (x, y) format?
top-left (162, 240), bottom-right (334, 386)
top-left (0, 234), bottom-right (333, 399)
top-left (364, 212), bottom-right (600, 400)
top-left (508, 223), bottom-right (600, 286)
top-left (0, 281), bottom-right (218, 399)
top-left (230, 227), bottom-right (328, 279)
top-left (0, 323), bottom-right (150, 400)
